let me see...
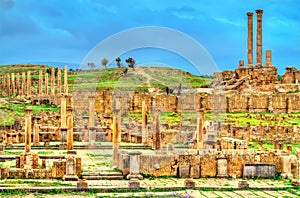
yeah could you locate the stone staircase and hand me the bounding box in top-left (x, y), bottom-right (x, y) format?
top-left (82, 171), bottom-right (123, 180)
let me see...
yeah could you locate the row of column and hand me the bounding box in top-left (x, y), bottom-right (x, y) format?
top-left (1, 66), bottom-right (68, 97)
top-left (246, 10), bottom-right (272, 67)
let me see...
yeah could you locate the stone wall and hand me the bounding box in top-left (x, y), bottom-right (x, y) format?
top-left (71, 91), bottom-right (300, 115)
top-left (134, 149), bottom-right (294, 178)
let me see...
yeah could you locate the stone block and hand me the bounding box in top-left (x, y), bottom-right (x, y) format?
top-left (128, 178), bottom-right (140, 189)
top-left (179, 164), bottom-right (190, 178)
top-left (238, 180), bottom-right (249, 188)
top-left (76, 157), bottom-right (82, 176)
top-left (184, 178), bottom-right (195, 188)
top-left (77, 179), bottom-right (88, 189)
top-left (190, 165), bottom-right (200, 179)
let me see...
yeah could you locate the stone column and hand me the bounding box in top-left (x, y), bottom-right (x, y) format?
top-left (24, 108), bottom-right (33, 153)
top-left (67, 107), bottom-right (73, 150)
top-left (60, 95), bottom-right (67, 149)
top-left (280, 156), bottom-right (293, 179)
top-left (16, 73), bottom-right (20, 96)
top-left (7, 73), bottom-right (11, 97)
top-left (1, 75), bottom-right (6, 96)
top-left (26, 71), bottom-right (31, 96)
top-left (141, 101), bottom-right (148, 146)
top-left (88, 96), bottom-right (96, 147)
top-left (33, 116), bottom-right (41, 146)
top-left (127, 151), bottom-right (143, 180)
top-left (196, 109), bottom-right (204, 149)
top-left (286, 97), bottom-right (292, 114)
top-left (64, 65), bottom-right (68, 95)
top-left (256, 9), bottom-right (263, 66)
top-left (238, 60), bottom-right (244, 68)
top-left (11, 73), bottom-right (15, 97)
top-left (266, 50), bottom-right (272, 66)
top-left (0, 133), bottom-right (4, 155)
top-left (247, 12), bottom-right (254, 66)
top-left (152, 108), bottom-right (161, 150)
top-left (57, 67), bottom-right (62, 95)
top-left (38, 70), bottom-right (43, 96)
top-left (51, 68), bottom-right (55, 96)
top-left (22, 72), bottom-right (26, 97)
top-left (112, 115), bottom-right (120, 167)
top-left (45, 73), bottom-right (49, 95)
top-left (61, 95), bottom-right (67, 128)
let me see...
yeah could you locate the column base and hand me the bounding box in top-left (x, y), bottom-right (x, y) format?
top-left (184, 178), bottom-right (195, 188)
top-left (63, 174), bottom-right (79, 181)
top-left (59, 143), bottom-right (67, 150)
top-left (128, 178), bottom-right (140, 189)
top-left (292, 179), bottom-right (300, 186)
top-left (127, 174), bottom-right (143, 180)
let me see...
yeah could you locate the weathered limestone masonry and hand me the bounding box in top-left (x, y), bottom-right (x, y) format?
top-left (256, 9), bottom-right (263, 66)
top-left (60, 94), bottom-right (68, 150)
top-left (51, 68), bottom-right (55, 96)
top-left (118, 150), bottom-right (297, 179)
top-left (22, 72), bottom-right (26, 96)
top-left (64, 65), bottom-right (68, 95)
top-left (141, 101), bottom-right (149, 146)
top-left (39, 70), bottom-right (43, 96)
top-left (27, 71), bottom-right (31, 96)
top-left (88, 95), bottom-right (96, 147)
top-left (282, 67), bottom-right (300, 84)
top-left (73, 91), bottom-right (300, 117)
top-left (247, 12), bottom-right (253, 66)
top-left (67, 107), bottom-right (74, 150)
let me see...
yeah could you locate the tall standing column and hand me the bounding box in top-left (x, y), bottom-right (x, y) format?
top-left (16, 73), bottom-right (20, 96)
top-left (24, 108), bottom-right (33, 153)
top-left (60, 94), bottom-right (67, 150)
top-left (196, 109), bottom-right (205, 150)
top-left (57, 68), bottom-right (62, 95)
top-left (247, 12), bottom-right (254, 66)
top-left (51, 68), bottom-right (55, 96)
top-left (256, 9), bottom-right (263, 66)
top-left (64, 65), bottom-right (68, 95)
top-left (67, 107), bottom-right (73, 150)
top-left (141, 101), bottom-right (148, 146)
top-left (11, 73), bottom-right (15, 97)
top-left (266, 50), bottom-right (272, 66)
top-left (38, 70), bottom-right (43, 96)
top-left (27, 71), bottom-right (31, 96)
top-left (7, 73), bottom-right (11, 97)
top-left (45, 73), bottom-right (49, 95)
top-left (152, 108), bottom-right (161, 150)
top-left (2, 74), bottom-right (6, 96)
top-left (33, 116), bottom-right (40, 146)
top-left (22, 72), bottom-right (26, 97)
top-left (112, 115), bottom-right (120, 167)
top-left (88, 95), bottom-right (96, 147)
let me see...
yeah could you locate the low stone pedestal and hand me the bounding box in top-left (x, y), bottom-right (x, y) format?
top-left (128, 178), bottom-right (140, 189)
top-left (0, 144), bottom-right (4, 155)
top-left (59, 143), bottom-right (67, 150)
top-left (63, 174), bottom-right (79, 181)
top-left (44, 139), bottom-right (50, 146)
top-left (77, 179), bottom-right (88, 189)
top-left (63, 150), bottom-right (78, 181)
top-left (238, 180), bottom-right (249, 188)
top-left (292, 179), bottom-right (300, 186)
top-left (184, 178), bottom-right (195, 188)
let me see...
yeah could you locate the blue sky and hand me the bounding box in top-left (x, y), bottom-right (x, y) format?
top-left (0, 0), bottom-right (299, 75)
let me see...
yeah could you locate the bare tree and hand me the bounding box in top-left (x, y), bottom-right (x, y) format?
top-left (101, 58), bottom-right (108, 69)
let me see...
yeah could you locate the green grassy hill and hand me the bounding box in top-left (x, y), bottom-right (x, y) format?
top-left (0, 64), bottom-right (212, 92)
